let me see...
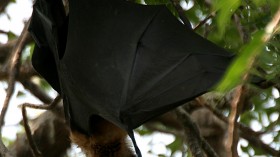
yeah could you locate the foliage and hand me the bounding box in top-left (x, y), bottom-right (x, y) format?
top-left (138, 0), bottom-right (280, 156)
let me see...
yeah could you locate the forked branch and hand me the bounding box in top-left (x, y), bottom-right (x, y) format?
top-left (20, 95), bottom-right (62, 157)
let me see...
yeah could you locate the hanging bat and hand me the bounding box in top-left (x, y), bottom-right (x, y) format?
top-left (28, 0), bottom-right (233, 156)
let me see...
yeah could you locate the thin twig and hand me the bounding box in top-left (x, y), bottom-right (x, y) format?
top-left (233, 14), bottom-right (248, 43)
top-left (194, 13), bottom-right (215, 31)
top-left (20, 95), bottom-right (62, 110)
top-left (226, 85), bottom-right (246, 157)
top-left (0, 35), bottom-right (32, 64)
top-left (0, 19), bottom-right (30, 156)
top-left (0, 63), bottom-right (37, 81)
top-left (263, 115), bottom-right (280, 134)
top-left (0, 30), bottom-right (8, 34)
top-left (0, 20), bottom-right (30, 127)
top-left (20, 95), bottom-right (61, 157)
top-left (21, 106), bottom-right (42, 157)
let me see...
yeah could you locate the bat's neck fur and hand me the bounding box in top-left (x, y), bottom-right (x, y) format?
top-left (70, 117), bottom-right (135, 157)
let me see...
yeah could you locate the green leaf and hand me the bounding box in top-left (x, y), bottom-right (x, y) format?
top-left (132, 0), bottom-right (143, 4)
top-left (7, 31), bottom-right (17, 40)
top-left (136, 126), bottom-right (153, 135)
top-left (213, 0), bottom-right (241, 37)
top-left (16, 91), bottom-right (25, 97)
top-left (217, 30), bottom-right (265, 92)
top-left (166, 136), bottom-right (182, 156)
top-left (252, 0), bottom-right (266, 6)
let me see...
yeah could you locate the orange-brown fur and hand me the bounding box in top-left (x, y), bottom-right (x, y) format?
top-left (70, 117), bottom-right (135, 157)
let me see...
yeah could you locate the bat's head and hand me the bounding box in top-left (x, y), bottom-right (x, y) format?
top-left (70, 116), bottom-right (136, 157)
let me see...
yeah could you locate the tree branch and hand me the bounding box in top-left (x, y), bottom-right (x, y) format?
top-left (0, 40), bottom-right (17, 63)
top-left (20, 95), bottom-right (62, 157)
top-left (196, 97), bottom-right (280, 156)
top-left (0, 19), bottom-right (30, 156)
top-left (226, 85), bottom-right (246, 157)
top-left (194, 13), bottom-right (215, 31)
top-left (21, 106), bottom-right (42, 157)
top-left (176, 107), bottom-right (205, 157)
top-left (176, 107), bottom-right (219, 157)
top-left (144, 123), bottom-right (184, 137)
top-left (20, 79), bottom-right (53, 104)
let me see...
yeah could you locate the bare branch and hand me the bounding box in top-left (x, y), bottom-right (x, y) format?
top-left (226, 85), bottom-right (246, 157)
top-left (233, 14), bottom-right (249, 43)
top-left (240, 132), bottom-right (280, 156)
top-left (21, 106), bottom-right (42, 157)
top-left (0, 40), bottom-right (17, 63)
top-left (0, 19), bottom-right (30, 156)
top-left (176, 107), bottom-right (219, 157)
top-left (20, 95), bottom-right (62, 110)
top-left (20, 95), bottom-right (62, 157)
top-left (0, 30), bottom-right (8, 34)
top-left (176, 107), bottom-right (205, 157)
top-left (0, 62), bottom-right (37, 81)
top-left (196, 97), bottom-right (280, 156)
top-left (20, 79), bottom-right (53, 104)
top-left (194, 13), bottom-right (215, 31)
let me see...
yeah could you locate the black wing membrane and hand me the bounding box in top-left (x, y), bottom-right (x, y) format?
top-left (29, 0), bottom-right (67, 93)
top-left (61, 0), bottom-right (232, 130)
top-left (29, 0), bottom-right (233, 156)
